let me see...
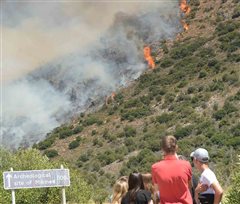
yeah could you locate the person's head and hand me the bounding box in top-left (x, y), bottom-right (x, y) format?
top-left (142, 173), bottom-right (153, 191)
top-left (128, 172), bottom-right (144, 191)
top-left (117, 176), bottom-right (128, 183)
top-left (190, 148), bottom-right (210, 170)
top-left (178, 154), bottom-right (187, 160)
top-left (161, 135), bottom-right (178, 155)
top-left (128, 172), bottom-right (144, 202)
top-left (112, 179), bottom-right (128, 204)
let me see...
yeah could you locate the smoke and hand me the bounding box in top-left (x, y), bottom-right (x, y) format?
top-left (1, 1), bottom-right (181, 149)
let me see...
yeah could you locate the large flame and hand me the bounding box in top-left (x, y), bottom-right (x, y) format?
top-left (143, 46), bottom-right (155, 69)
top-left (180, 0), bottom-right (191, 15)
top-left (180, 0), bottom-right (191, 31)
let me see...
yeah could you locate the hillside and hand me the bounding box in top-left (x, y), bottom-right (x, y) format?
top-left (34, 0), bottom-right (240, 202)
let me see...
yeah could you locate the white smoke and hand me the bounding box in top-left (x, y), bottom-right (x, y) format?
top-left (1, 1), bottom-right (181, 149)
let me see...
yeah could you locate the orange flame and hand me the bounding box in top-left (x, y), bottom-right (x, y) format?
top-left (111, 92), bottom-right (116, 101)
top-left (180, 0), bottom-right (191, 15)
top-left (143, 46), bottom-right (155, 69)
top-left (181, 20), bottom-right (189, 31)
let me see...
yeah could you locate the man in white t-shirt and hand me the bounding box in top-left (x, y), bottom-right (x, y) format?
top-left (190, 148), bottom-right (223, 204)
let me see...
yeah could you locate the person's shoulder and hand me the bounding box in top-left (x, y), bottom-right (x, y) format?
top-left (137, 190), bottom-right (151, 201)
top-left (178, 159), bottom-right (191, 167)
top-left (152, 161), bottom-right (162, 169)
top-left (202, 168), bottom-right (216, 177)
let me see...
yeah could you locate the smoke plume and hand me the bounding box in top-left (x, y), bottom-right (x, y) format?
top-left (2, 1), bottom-right (181, 149)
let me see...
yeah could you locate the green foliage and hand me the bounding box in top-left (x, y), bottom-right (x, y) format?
top-left (213, 102), bottom-right (238, 120)
top-left (44, 149), bottom-right (58, 158)
top-left (209, 80), bottom-right (224, 92)
top-left (222, 72), bottom-right (239, 85)
top-left (224, 170), bottom-right (240, 204)
top-left (121, 106), bottom-right (151, 121)
top-left (160, 58), bottom-right (174, 68)
top-left (215, 21), bottom-right (240, 36)
top-left (59, 127), bottom-right (74, 139)
top-left (156, 113), bottom-right (175, 124)
top-left (83, 116), bottom-right (103, 126)
top-left (124, 126), bottom-right (137, 137)
top-left (232, 5), bottom-right (240, 19)
top-left (170, 38), bottom-right (207, 59)
top-left (73, 125), bottom-right (83, 134)
top-left (174, 125), bottom-right (193, 139)
top-left (0, 149), bottom-right (92, 204)
top-left (120, 149), bottom-right (158, 176)
top-left (36, 134), bottom-right (57, 150)
top-left (68, 140), bottom-right (80, 149)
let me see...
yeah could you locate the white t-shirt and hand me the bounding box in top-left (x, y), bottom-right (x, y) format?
top-left (200, 168), bottom-right (218, 194)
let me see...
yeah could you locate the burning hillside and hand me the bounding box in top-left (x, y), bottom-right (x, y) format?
top-left (2, 1), bottom-right (184, 149)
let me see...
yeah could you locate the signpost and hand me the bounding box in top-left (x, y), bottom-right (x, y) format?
top-left (3, 166), bottom-right (70, 204)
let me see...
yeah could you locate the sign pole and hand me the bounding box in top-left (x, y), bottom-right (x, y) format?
top-left (10, 168), bottom-right (16, 204)
top-left (61, 165), bottom-right (66, 204)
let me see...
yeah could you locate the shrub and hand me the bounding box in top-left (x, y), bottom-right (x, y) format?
top-left (224, 170), bottom-right (240, 204)
top-left (170, 38), bottom-right (207, 59)
top-left (73, 125), bottom-right (83, 134)
top-left (68, 140), bottom-right (80, 149)
top-left (174, 125), bottom-right (193, 139)
top-left (222, 72), bottom-right (239, 85)
top-left (231, 123), bottom-right (240, 137)
top-left (160, 58), bottom-right (174, 68)
top-left (156, 113), bottom-right (174, 124)
top-left (215, 21), bottom-right (240, 36)
top-left (36, 134), bottom-right (57, 150)
top-left (44, 149), bottom-right (58, 158)
top-left (199, 71), bottom-right (207, 78)
top-left (121, 107), bottom-right (151, 120)
top-left (83, 116), bottom-right (102, 126)
top-left (124, 126), bottom-right (137, 137)
top-left (59, 128), bottom-right (74, 139)
top-left (209, 80), bottom-right (224, 92)
top-left (78, 153), bottom-right (90, 162)
top-left (213, 102), bottom-right (238, 120)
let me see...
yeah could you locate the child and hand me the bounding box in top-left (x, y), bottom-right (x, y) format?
top-left (191, 148), bottom-right (223, 204)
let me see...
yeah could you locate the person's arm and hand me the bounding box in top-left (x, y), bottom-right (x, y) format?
top-left (210, 181), bottom-right (223, 204)
top-left (194, 183), bottom-right (209, 204)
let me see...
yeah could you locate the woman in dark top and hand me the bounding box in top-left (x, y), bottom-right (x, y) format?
top-left (121, 173), bottom-right (151, 204)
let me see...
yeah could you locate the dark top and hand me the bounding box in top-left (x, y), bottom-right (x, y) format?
top-left (121, 190), bottom-right (151, 204)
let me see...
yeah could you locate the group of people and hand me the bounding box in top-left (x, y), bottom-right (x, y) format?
top-left (110, 135), bottom-right (223, 204)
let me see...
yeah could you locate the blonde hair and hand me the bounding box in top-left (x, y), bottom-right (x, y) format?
top-left (161, 135), bottom-right (177, 154)
top-left (111, 179), bottom-right (128, 204)
top-left (142, 173), bottom-right (159, 204)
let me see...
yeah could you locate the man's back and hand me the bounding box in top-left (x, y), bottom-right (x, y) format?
top-left (152, 155), bottom-right (192, 204)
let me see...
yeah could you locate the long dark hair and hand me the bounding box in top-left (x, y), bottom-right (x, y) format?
top-left (128, 173), bottom-right (144, 203)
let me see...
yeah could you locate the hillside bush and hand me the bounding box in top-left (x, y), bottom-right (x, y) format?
top-left (59, 128), bottom-right (74, 139)
top-left (213, 102), bottom-right (238, 120)
top-left (36, 134), bottom-right (57, 150)
top-left (44, 149), bottom-right (58, 158)
top-left (224, 170), bottom-right (240, 204)
top-left (68, 140), bottom-right (80, 149)
top-left (73, 125), bottom-right (83, 134)
top-left (156, 113), bottom-right (174, 124)
top-left (174, 125), bottom-right (193, 139)
top-left (83, 116), bottom-right (103, 126)
top-left (215, 21), bottom-right (240, 36)
top-left (121, 106), bottom-right (151, 120)
top-left (124, 126), bottom-right (137, 137)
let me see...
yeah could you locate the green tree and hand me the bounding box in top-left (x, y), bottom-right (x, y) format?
top-left (0, 148), bottom-right (92, 204)
top-left (224, 170), bottom-right (240, 204)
